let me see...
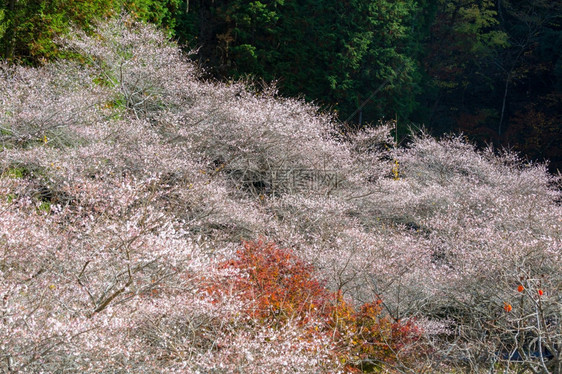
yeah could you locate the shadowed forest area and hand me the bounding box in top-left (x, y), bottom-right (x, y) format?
top-left (1, 0), bottom-right (561, 171)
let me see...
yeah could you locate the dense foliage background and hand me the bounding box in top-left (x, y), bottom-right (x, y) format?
top-left (177, 0), bottom-right (562, 171)
top-left (1, 0), bottom-right (560, 171)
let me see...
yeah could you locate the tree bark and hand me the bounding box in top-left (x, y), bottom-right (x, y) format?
top-left (498, 72), bottom-right (510, 137)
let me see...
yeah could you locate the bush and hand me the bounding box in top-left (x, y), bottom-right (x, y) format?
top-left (211, 240), bottom-right (427, 372)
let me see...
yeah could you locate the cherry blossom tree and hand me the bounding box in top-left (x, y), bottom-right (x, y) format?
top-left (1, 15), bottom-right (560, 373)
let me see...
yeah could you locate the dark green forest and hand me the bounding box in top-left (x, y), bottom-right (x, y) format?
top-left (1, 0), bottom-right (561, 171)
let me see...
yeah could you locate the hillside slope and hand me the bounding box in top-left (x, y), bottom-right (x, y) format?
top-left (1, 17), bottom-right (561, 373)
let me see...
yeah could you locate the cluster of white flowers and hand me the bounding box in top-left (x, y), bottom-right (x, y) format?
top-left (0, 15), bottom-right (560, 373)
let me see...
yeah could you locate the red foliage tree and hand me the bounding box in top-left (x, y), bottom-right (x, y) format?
top-left (214, 239), bottom-right (426, 372)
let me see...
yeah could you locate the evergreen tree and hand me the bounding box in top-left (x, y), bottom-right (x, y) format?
top-left (0, 0), bottom-right (181, 63)
top-left (176, 0), bottom-right (424, 126)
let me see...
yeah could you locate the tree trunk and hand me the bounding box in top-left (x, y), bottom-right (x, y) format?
top-left (498, 72), bottom-right (510, 137)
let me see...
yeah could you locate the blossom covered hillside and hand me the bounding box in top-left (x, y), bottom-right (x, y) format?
top-left (1, 17), bottom-right (561, 373)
